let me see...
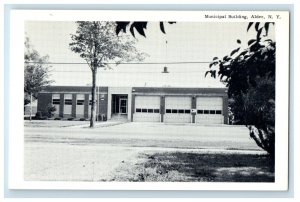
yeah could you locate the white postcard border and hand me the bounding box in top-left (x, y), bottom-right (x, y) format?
top-left (8, 10), bottom-right (289, 190)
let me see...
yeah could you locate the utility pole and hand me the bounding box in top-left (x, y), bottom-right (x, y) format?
top-left (96, 73), bottom-right (100, 122)
top-left (29, 93), bottom-right (32, 121)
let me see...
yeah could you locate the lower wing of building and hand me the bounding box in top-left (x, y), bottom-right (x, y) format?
top-left (37, 86), bottom-right (229, 124)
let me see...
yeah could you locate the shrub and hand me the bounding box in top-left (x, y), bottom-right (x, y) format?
top-left (35, 111), bottom-right (50, 120)
top-left (206, 22), bottom-right (275, 157)
top-left (46, 104), bottom-right (56, 118)
top-left (35, 111), bottom-right (43, 119)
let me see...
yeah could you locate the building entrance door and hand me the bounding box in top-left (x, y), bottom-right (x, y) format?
top-left (119, 98), bottom-right (127, 114)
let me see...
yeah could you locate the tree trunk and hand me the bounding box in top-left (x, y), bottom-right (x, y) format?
top-left (90, 68), bottom-right (97, 128)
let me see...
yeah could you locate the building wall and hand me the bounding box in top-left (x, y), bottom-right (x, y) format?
top-left (107, 87), bottom-right (132, 121)
top-left (37, 93), bottom-right (52, 116)
top-left (131, 87), bottom-right (228, 124)
top-left (37, 86), bottom-right (228, 124)
top-left (98, 94), bottom-right (108, 120)
top-left (37, 86), bottom-right (108, 119)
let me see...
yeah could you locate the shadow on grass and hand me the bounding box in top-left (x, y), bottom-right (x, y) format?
top-left (113, 152), bottom-right (274, 182)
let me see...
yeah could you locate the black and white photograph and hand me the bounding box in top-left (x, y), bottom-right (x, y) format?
top-left (7, 10), bottom-right (289, 190)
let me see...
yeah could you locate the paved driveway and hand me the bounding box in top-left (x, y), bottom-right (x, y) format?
top-left (24, 122), bottom-right (263, 181)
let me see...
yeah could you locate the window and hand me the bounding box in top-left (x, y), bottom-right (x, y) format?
top-left (171, 109), bottom-right (178, 113)
top-left (185, 109), bottom-right (191, 114)
top-left (77, 100), bottom-right (84, 105)
top-left (64, 99), bottom-right (72, 105)
top-left (197, 109), bottom-right (222, 115)
top-left (166, 109), bottom-right (190, 114)
top-left (136, 108), bottom-right (159, 113)
top-left (53, 99), bottom-right (60, 105)
top-left (89, 100), bottom-right (92, 105)
top-left (210, 110), bottom-right (216, 114)
top-left (178, 109), bottom-right (184, 114)
top-left (197, 110), bottom-right (203, 114)
top-left (154, 109), bottom-right (160, 113)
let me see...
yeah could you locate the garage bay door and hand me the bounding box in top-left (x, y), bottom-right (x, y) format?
top-left (164, 96), bottom-right (191, 123)
top-left (196, 97), bottom-right (223, 124)
top-left (133, 96), bottom-right (161, 122)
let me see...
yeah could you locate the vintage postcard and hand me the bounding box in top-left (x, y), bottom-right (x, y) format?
top-left (8, 10), bottom-right (289, 190)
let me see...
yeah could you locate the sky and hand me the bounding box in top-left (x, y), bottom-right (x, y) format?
top-left (25, 21), bottom-right (275, 87)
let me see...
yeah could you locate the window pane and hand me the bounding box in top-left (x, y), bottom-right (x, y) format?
top-left (166, 109), bottom-right (171, 113)
top-left (142, 109), bottom-right (147, 113)
top-left (148, 109), bottom-right (153, 113)
top-left (64, 99), bottom-right (72, 105)
top-left (197, 110), bottom-right (203, 114)
top-left (154, 109), bottom-right (160, 113)
top-left (171, 109), bottom-right (178, 113)
top-left (178, 109), bottom-right (184, 114)
top-left (53, 99), bottom-right (60, 105)
top-left (204, 110), bottom-right (209, 114)
top-left (136, 108), bottom-right (141, 112)
top-left (216, 110), bottom-right (222, 114)
top-left (77, 100), bottom-right (84, 105)
top-left (185, 109), bottom-right (191, 114)
top-left (210, 110), bottom-right (216, 114)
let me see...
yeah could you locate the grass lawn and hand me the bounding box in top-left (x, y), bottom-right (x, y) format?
top-left (111, 151), bottom-right (274, 182)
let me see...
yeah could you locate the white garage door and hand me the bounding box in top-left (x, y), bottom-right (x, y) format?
top-left (164, 96), bottom-right (191, 123)
top-left (133, 96), bottom-right (161, 122)
top-left (196, 97), bottom-right (223, 124)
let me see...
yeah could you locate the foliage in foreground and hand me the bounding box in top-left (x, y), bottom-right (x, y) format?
top-left (206, 22), bottom-right (275, 156)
